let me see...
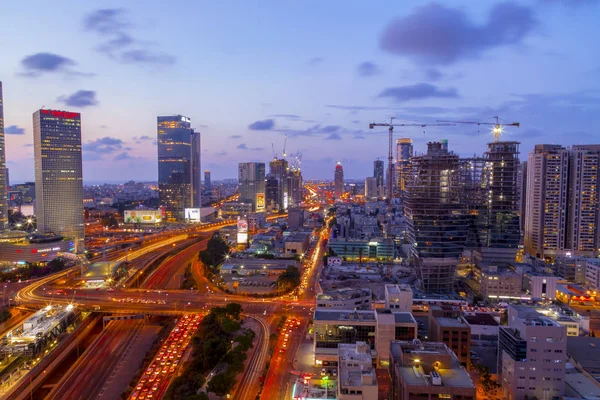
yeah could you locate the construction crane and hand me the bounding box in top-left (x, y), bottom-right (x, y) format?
top-left (271, 143), bottom-right (277, 160)
top-left (282, 135), bottom-right (287, 159)
top-left (436, 116), bottom-right (519, 142)
top-left (368, 118), bottom-right (455, 262)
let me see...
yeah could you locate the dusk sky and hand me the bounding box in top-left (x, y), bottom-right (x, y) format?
top-left (1, 1), bottom-right (599, 183)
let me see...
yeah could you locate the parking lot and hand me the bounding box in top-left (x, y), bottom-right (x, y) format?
top-left (221, 274), bottom-right (279, 294)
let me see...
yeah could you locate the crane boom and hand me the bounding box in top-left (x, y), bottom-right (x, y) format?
top-left (436, 116), bottom-right (519, 141)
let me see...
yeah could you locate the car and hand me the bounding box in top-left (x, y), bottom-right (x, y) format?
top-left (332, 368), bottom-right (337, 377)
top-left (320, 368), bottom-right (326, 376)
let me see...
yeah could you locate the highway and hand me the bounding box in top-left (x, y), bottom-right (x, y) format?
top-left (47, 319), bottom-right (144, 400)
top-left (234, 315), bottom-right (270, 400)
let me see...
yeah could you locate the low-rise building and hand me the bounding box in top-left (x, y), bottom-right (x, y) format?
top-left (284, 232), bottom-right (310, 256)
top-left (338, 342), bottom-right (378, 400)
top-left (585, 258), bottom-right (600, 291)
top-left (328, 237), bottom-right (394, 262)
top-left (316, 288), bottom-right (372, 310)
top-left (389, 340), bottom-right (475, 400)
top-left (480, 269), bottom-right (524, 301)
top-left (523, 272), bottom-right (560, 300)
top-left (567, 337), bottom-right (600, 383)
top-left (384, 284), bottom-right (413, 313)
top-left (430, 316), bottom-right (471, 369)
top-left (556, 283), bottom-right (596, 306)
top-left (462, 313), bottom-right (499, 342)
top-left (0, 232), bottom-right (74, 264)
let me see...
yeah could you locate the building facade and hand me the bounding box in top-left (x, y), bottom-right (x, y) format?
top-left (395, 138), bottom-right (413, 194)
top-left (238, 162), bottom-right (266, 212)
top-left (374, 159), bottom-right (384, 192)
top-left (0, 82), bottom-right (7, 231)
top-left (384, 284), bottom-right (413, 313)
top-left (338, 342), bottom-right (378, 400)
top-left (33, 109), bottom-right (84, 251)
top-left (191, 130), bottom-right (202, 209)
top-left (204, 170), bottom-right (211, 191)
top-left (269, 158), bottom-right (288, 210)
top-left (334, 162), bottom-right (344, 196)
top-left (157, 115), bottom-right (196, 221)
top-left (364, 177), bottom-right (377, 199)
top-left (430, 316), bottom-right (472, 370)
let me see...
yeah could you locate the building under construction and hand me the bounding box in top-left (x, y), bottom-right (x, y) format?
top-left (404, 141), bottom-right (470, 293)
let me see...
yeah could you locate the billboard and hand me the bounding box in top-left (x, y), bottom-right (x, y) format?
top-left (185, 208), bottom-right (201, 223)
top-left (124, 210), bottom-right (162, 224)
top-left (256, 193), bottom-right (265, 212)
top-left (237, 217), bottom-right (248, 244)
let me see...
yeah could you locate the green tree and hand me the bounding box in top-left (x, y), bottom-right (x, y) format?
top-left (224, 303), bottom-right (242, 320)
top-left (199, 234), bottom-right (230, 272)
top-left (276, 266), bottom-right (301, 291)
top-left (101, 214), bottom-right (118, 228)
top-left (207, 372), bottom-right (233, 397)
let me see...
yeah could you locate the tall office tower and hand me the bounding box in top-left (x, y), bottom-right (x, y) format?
top-left (404, 142), bottom-right (469, 293)
top-left (191, 130), bottom-right (202, 208)
top-left (269, 158), bottom-right (289, 210)
top-left (204, 170), bottom-right (211, 191)
top-left (334, 162), bottom-right (344, 196)
top-left (238, 162), bottom-right (266, 212)
top-left (518, 161), bottom-right (527, 232)
top-left (0, 82), bottom-right (7, 230)
top-left (33, 109), bottom-right (84, 251)
top-left (499, 306), bottom-right (567, 400)
top-left (157, 115), bottom-right (194, 222)
top-left (524, 145), bottom-right (570, 260)
top-left (567, 145), bottom-right (600, 256)
top-left (395, 138), bottom-right (413, 194)
top-left (373, 159), bottom-right (384, 191)
top-left (472, 141), bottom-right (521, 267)
top-left (287, 169), bottom-right (303, 207)
top-left (365, 177), bottom-right (377, 199)
top-left (265, 175), bottom-right (279, 210)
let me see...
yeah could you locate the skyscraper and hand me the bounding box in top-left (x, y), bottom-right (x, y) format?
top-left (373, 159), bottom-right (384, 191)
top-left (33, 109), bottom-right (84, 251)
top-left (157, 115), bottom-right (195, 222)
top-left (404, 142), bottom-right (469, 293)
top-left (0, 82), bottom-right (7, 231)
top-left (204, 170), bottom-right (211, 191)
top-left (334, 162), bottom-right (344, 196)
top-left (365, 177), bottom-right (377, 199)
top-left (287, 168), bottom-right (303, 207)
top-left (191, 130), bottom-right (202, 208)
top-left (524, 145), bottom-right (570, 259)
top-left (269, 158), bottom-right (289, 210)
top-left (395, 138), bottom-right (413, 193)
top-left (238, 162), bottom-right (266, 212)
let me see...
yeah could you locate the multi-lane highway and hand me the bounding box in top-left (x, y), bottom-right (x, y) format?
top-left (47, 319), bottom-right (144, 400)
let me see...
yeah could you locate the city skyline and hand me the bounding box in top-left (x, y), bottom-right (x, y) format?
top-left (1, 1), bottom-right (599, 183)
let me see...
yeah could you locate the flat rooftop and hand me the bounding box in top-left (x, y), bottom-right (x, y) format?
top-left (397, 365), bottom-right (475, 389)
top-left (567, 337), bottom-right (600, 375)
top-left (314, 310), bottom-right (376, 322)
top-left (385, 284), bottom-right (412, 294)
top-left (317, 287), bottom-right (371, 302)
top-left (463, 313), bottom-right (499, 326)
top-left (435, 317), bottom-right (468, 328)
top-left (564, 370), bottom-right (600, 399)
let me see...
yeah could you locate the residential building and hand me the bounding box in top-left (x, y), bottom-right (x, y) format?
top-left (157, 115), bottom-right (195, 221)
top-left (337, 342), bottom-right (378, 400)
top-left (313, 309), bottom-right (417, 366)
top-left (364, 177), bottom-right (377, 199)
top-left (554, 254), bottom-right (588, 284)
top-left (384, 284), bottom-right (413, 313)
top-left (334, 162), bottom-right (344, 196)
top-left (269, 158), bottom-right (288, 210)
top-left (204, 170), bottom-right (211, 191)
top-left (404, 141), bottom-right (470, 293)
top-left (0, 82), bottom-right (7, 230)
top-left (498, 306), bottom-right (567, 400)
top-left (395, 138), bottom-right (413, 194)
top-left (430, 316), bottom-right (471, 369)
top-left (316, 288), bottom-right (372, 310)
top-left (286, 168), bottom-right (303, 207)
top-left (238, 162), bottom-right (266, 212)
top-left (33, 109), bottom-right (84, 251)
top-left (389, 340), bottom-right (476, 400)
top-left (191, 130), bottom-right (201, 208)
top-left (374, 159), bottom-right (384, 192)
top-left (265, 175), bottom-right (279, 210)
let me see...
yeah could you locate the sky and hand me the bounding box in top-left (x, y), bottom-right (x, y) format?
top-left (1, 0), bottom-right (599, 183)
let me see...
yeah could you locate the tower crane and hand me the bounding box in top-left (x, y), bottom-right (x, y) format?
top-left (271, 143), bottom-right (277, 160)
top-left (368, 118), bottom-right (455, 262)
top-left (436, 116), bottom-right (519, 142)
top-left (282, 135), bottom-right (288, 159)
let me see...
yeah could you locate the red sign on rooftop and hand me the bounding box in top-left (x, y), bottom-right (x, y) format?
top-left (41, 109), bottom-right (80, 119)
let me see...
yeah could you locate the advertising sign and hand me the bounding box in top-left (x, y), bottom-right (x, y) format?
top-left (124, 210), bottom-right (162, 224)
top-left (237, 217), bottom-right (248, 233)
top-left (256, 193), bottom-right (265, 211)
top-left (185, 208), bottom-right (201, 223)
top-left (283, 192), bottom-right (289, 210)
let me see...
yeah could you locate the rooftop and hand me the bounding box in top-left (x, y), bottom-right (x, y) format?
top-left (314, 309), bottom-right (376, 322)
top-left (567, 337), bottom-right (600, 374)
top-left (564, 370), bottom-right (600, 399)
top-left (435, 317), bottom-right (469, 328)
top-left (316, 287), bottom-right (371, 302)
top-left (385, 284), bottom-right (412, 295)
top-left (463, 313), bottom-right (499, 326)
top-left (82, 261), bottom-right (124, 281)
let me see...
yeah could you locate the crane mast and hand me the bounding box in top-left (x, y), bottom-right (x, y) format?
top-left (436, 116), bottom-right (519, 141)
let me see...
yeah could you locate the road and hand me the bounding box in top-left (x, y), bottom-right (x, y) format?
top-left (235, 315), bottom-right (270, 400)
top-left (47, 319), bottom-right (144, 400)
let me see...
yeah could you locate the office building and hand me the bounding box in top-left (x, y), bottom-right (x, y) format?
top-left (395, 138), bottom-right (413, 194)
top-left (0, 82), bottom-right (7, 230)
top-left (313, 309), bottom-right (417, 366)
top-left (480, 269), bottom-right (524, 301)
top-left (33, 109), bottom-right (84, 251)
top-left (430, 315), bottom-right (471, 369)
top-left (157, 115), bottom-right (196, 222)
top-left (553, 254), bottom-right (588, 284)
top-left (364, 177), bottom-right (377, 199)
top-left (191, 130), bottom-right (201, 208)
top-left (522, 272), bottom-right (560, 300)
top-left (238, 162), bottom-right (265, 212)
top-left (523, 144), bottom-right (600, 260)
top-left (204, 170), bottom-right (211, 191)
top-left (499, 306), bottom-right (567, 400)
top-left (269, 158), bottom-right (288, 210)
top-left (389, 340), bottom-right (476, 400)
top-left (287, 168), bottom-right (303, 207)
top-left (316, 288), bottom-right (372, 310)
top-left (585, 257), bottom-right (600, 291)
top-left (384, 284), bottom-right (413, 313)
top-left (334, 162), bottom-right (344, 196)
top-left (287, 207), bottom-right (304, 229)
top-left (337, 342), bottom-right (378, 400)
top-left (404, 141), bottom-right (470, 293)
top-left (374, 159), bottom-right (384, 190)
top-left (265, 175), bottom-right (279, 210)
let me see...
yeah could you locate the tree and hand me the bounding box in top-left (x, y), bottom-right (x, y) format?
top-left (207, 372), bottom-right (232, 397)
top-left (224, 303), bottom-right (242, 320)
top-left (277, 266), bottom-right (301, 291)
top-left (101, 214), bottom-right (118, 229)
top-left (47, 258), bottom-right (67, 272)
top-left (199, 234), bottom-right (230, 272)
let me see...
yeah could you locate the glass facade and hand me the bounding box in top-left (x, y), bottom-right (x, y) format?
top-left (314, 323), bottom-right (376, 349)
top-left (33, 109), bottom-right (84, 251)
top-left (157, 115), bottom-right (194, 222)
top-left (238, 162), bottom-right (266, 212)
top-left (0, 82), bottom-right (7, 230)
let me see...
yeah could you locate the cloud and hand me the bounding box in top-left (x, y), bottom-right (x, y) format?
top-left (326, 105), bottom-right (388, 111)
top-left (325, 133), bottom-right (342, 140)
top-left (133, 135), bottom-right (153, 144)
top-left (237, 143), bottom-right (264, 151)
top-left (308, 57), bottom-right (324, 65)
top-left (114, 152), bottom-right (134, 160)
top-left (351, 120), bottom-right (360, 124)
top-left (378, 83), bottom-right (458, 102)
top-left (357, 61), bottom-right (381, 77)
top-left (84, 8), bottom-right (176, 66)
top-left (268, 114), bottom-right (301, 119)
top-left (248, 119), bottom-right (275, 130)
top-left (216, 151), bottom-right (227, 156)
top-left (353, 135), bottom-right (366, 139)
top-left (276, 124), bottom-right (356, 138)
top-left (320, 125), bottom-right (341, 133)
top-left (83, 137), bottom-right (125, 155)
top-left (20, 53), bottom-right (90, 77)
top-left (425, 68), bottom-right (443, 81)
top-left (57, 90), bottom-right (99, 107)
top-left (229, 135), bottom-right (243, 139)
top-left (380, 2), bottom-right (536, 65)
top-left (5, 125), bottom-right (26, 135)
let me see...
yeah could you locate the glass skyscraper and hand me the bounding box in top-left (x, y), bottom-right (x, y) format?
top-left (0, 82), bottom-right (7, 230)
top-left (238, 162), bottom-right (266, 212)
top-left (157, 115), bottom-right (200, 222)
top-left (33, 109), bottom-right (84, 251)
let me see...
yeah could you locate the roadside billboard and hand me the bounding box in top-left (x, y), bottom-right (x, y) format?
top-left (185, 208), bottom-right (202, 223)
top-left (256, 193), bottom-right (265, 212)
top-left (124, 210), bottom-right (162, 224)
top-left (237, 217), bottom-right (248, 244)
